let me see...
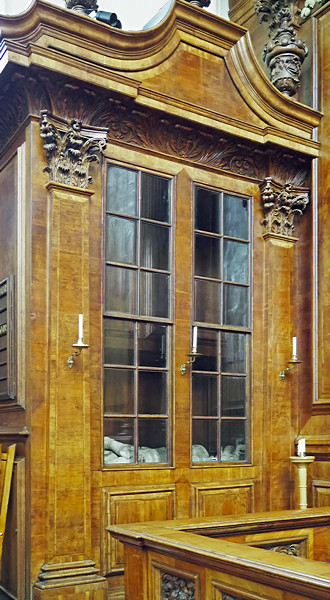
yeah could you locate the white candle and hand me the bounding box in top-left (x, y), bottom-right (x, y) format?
top-left (78, 314), bottom-right (83, 341)
top-left (192, 326), bottom-right (198, 353)
top-left (297, 438), bottom-right (306, 457)
top-left (292, 336), bottom-right (297, 357)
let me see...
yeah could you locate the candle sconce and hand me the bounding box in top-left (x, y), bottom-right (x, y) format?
top-left (279, 355), bottom-right (302, 380)
top-left (67, 338), bottom-right (89, 368)
top-left (180, 352), bottom-right (203, 376)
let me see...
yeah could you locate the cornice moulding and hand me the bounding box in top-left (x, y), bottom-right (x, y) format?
top-left (227, 33), bottom-right (322, 140)
top-left (0, 0), bottom-right (246, 66)
top-left (0, 0), bottom-right (322, 159)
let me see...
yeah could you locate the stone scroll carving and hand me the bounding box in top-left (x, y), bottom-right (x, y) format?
top-left (254, 0), bottom-right (308, 96)
top-left (260, 177), bottom-right (309, 237)
top-left (39, 110), bottom-right (106, 189)
top-left (162, 573), bottom-right (195, 600)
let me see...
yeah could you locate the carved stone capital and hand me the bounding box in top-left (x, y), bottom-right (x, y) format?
top-left (39, 111), bottom-right (106, 189)
top-left (260, 177), bottom-right (309, 238)
top-left (254, 0), bottom-right (308, 96)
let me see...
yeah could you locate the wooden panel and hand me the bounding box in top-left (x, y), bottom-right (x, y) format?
top-left (317, 8), bottom-right (330, 402)
top-left (101, 485), bottom-right (176, 575)
top-left (151, 560), bottom-right (200, 600)
top-left (1, 456), bottom-right (25, 600)
top-left (191, 480), bottom-right (253, 517)
top-left (312, 479), bottom-right (330, 507)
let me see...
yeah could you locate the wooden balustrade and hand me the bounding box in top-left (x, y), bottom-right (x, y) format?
top-left (109, 507), bottom-right (330, 600)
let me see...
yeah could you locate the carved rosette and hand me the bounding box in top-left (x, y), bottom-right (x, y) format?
top-left (260, 177), bottom-right (309, 237)
top-left (39, 110), bottom-right (106, 189)
top-left (254, 0), bottom-right (308, 96)
top-left (162, 573), bottom-right (195, 599)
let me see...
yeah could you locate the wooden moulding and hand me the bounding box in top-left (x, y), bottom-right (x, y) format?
top-left (109, 508), bottom-right (330, 600)
top-left (33, 562), bottom-right (108, 600)
top-left (0, 0), bottom-right (322, 155)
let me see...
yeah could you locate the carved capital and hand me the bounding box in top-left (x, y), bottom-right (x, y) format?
top-left (260, 177), bottom-right (309, 237)
top-left (39, 111), bottom-right (106, 189)
top-left (254, 0), bottom-right (308, 96)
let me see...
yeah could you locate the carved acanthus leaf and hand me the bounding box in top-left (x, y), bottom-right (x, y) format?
top-left (260, 177), bottom-right (309, 237)
top-left (162, 573), bottom-right (195, 600)
top-left (39, 110), bottom-right (106, 189)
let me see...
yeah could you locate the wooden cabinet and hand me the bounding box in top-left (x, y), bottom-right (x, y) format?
top-left (0, 1), bottom-right (326, 599)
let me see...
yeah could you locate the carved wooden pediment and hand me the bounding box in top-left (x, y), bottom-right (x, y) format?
top-left (0, 0), bottom-right (321, 159)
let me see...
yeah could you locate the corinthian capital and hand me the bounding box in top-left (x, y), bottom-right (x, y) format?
top-left (260, 177), bottom-right (309, 238)
top-left (39, 111), bottom-right (106, 189)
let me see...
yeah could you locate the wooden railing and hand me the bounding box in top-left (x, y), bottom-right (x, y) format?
top-left (109, 507), bottom-right (330, 600)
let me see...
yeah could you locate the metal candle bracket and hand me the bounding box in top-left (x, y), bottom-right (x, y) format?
top-left (279, 355), bottom-right (302, 380)
top-left (180, 352), bottom-right (203, 376)
top-left (67, 338), bottom-right (89, 368)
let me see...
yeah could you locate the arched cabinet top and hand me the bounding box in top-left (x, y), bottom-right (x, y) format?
top-left (0, 0), bottom-right (321, 155)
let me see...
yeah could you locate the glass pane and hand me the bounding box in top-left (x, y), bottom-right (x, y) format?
top-left (193, 329), bottom-right (218, 371)
top-left (139, 323), bottom-right (167, 367)
top-left (105, 266), bottom-right (137, 314)
top-left (195, 188), bottom-right (221, 233)
top-left (138, 418), bottom-right (168, 462)
top-left (192, 420), bottom-right (218, 462)
top-left (221, 376), bottom-right (246, 416)
top-left (141, 173), bottom-right (170, 223)
top-left (223, 284), bottom-right (249, 327)
top-left (195, 234), bottom-right (221, 279)
top-left (192, 375), bottom-right (218, 416)
top-left (104, 368), bottom-right (134, 413)
top-left (221, 420), bottom-right (246, 462)
top-left (0, 295), bottom-right (6, 311)
top-left (221, 332), bottom-right (246, 373)
top-left (138, 372), bottom-right (167, 414)
top-left (0, 363), bottom-right (7, 380)
top-left (223, 240), bottom-right (249, 284)
top-left (104, 319), bottom-right (134, 365)
top-left (140, 222), bottom-right (169, 271)
top-left (223, 194), bottom-right (249, 240)
top-left (106, 216), bottom-right (136, 265)
top-left (104, 418), bottom-right (134, 464)
top-left (140, 272), bottom-right (169, 318)
top-left (107, 166), bottom-right (137, 216)
top-left (195, 280), bottom-right (220, 324)
top-left (0, 335), bottom-right (7, 351)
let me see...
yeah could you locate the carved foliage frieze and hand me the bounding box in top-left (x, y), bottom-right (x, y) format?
top-left (260, 177), bottom-right (309, 237)
top-left (162, 573), bottom-right (195, 600)
top-left (93, 102), bottom-right (265, 180)
top-left (0, 69), bottom-right (311, 188)
top-left (39, 110), bottom-right (106, 189)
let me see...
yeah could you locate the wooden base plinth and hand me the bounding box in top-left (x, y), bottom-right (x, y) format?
top-left (33, 560), bottom-right (108, 600)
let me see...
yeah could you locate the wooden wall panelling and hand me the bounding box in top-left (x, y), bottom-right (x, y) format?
top-left (44, 181), bottom-right (92, 560)
top-left (262, 233), bottom-right (297, 511)
top-left (101, 484), bottom-right (176, 575)
top-left (312, 479), bottom-right (330, 507)
top-left (0, 456), bottom-right (26, 600)
top-left (190, 480), bottom-right (254, 518)
top-left (316, 7), bottom-right (330, 408)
